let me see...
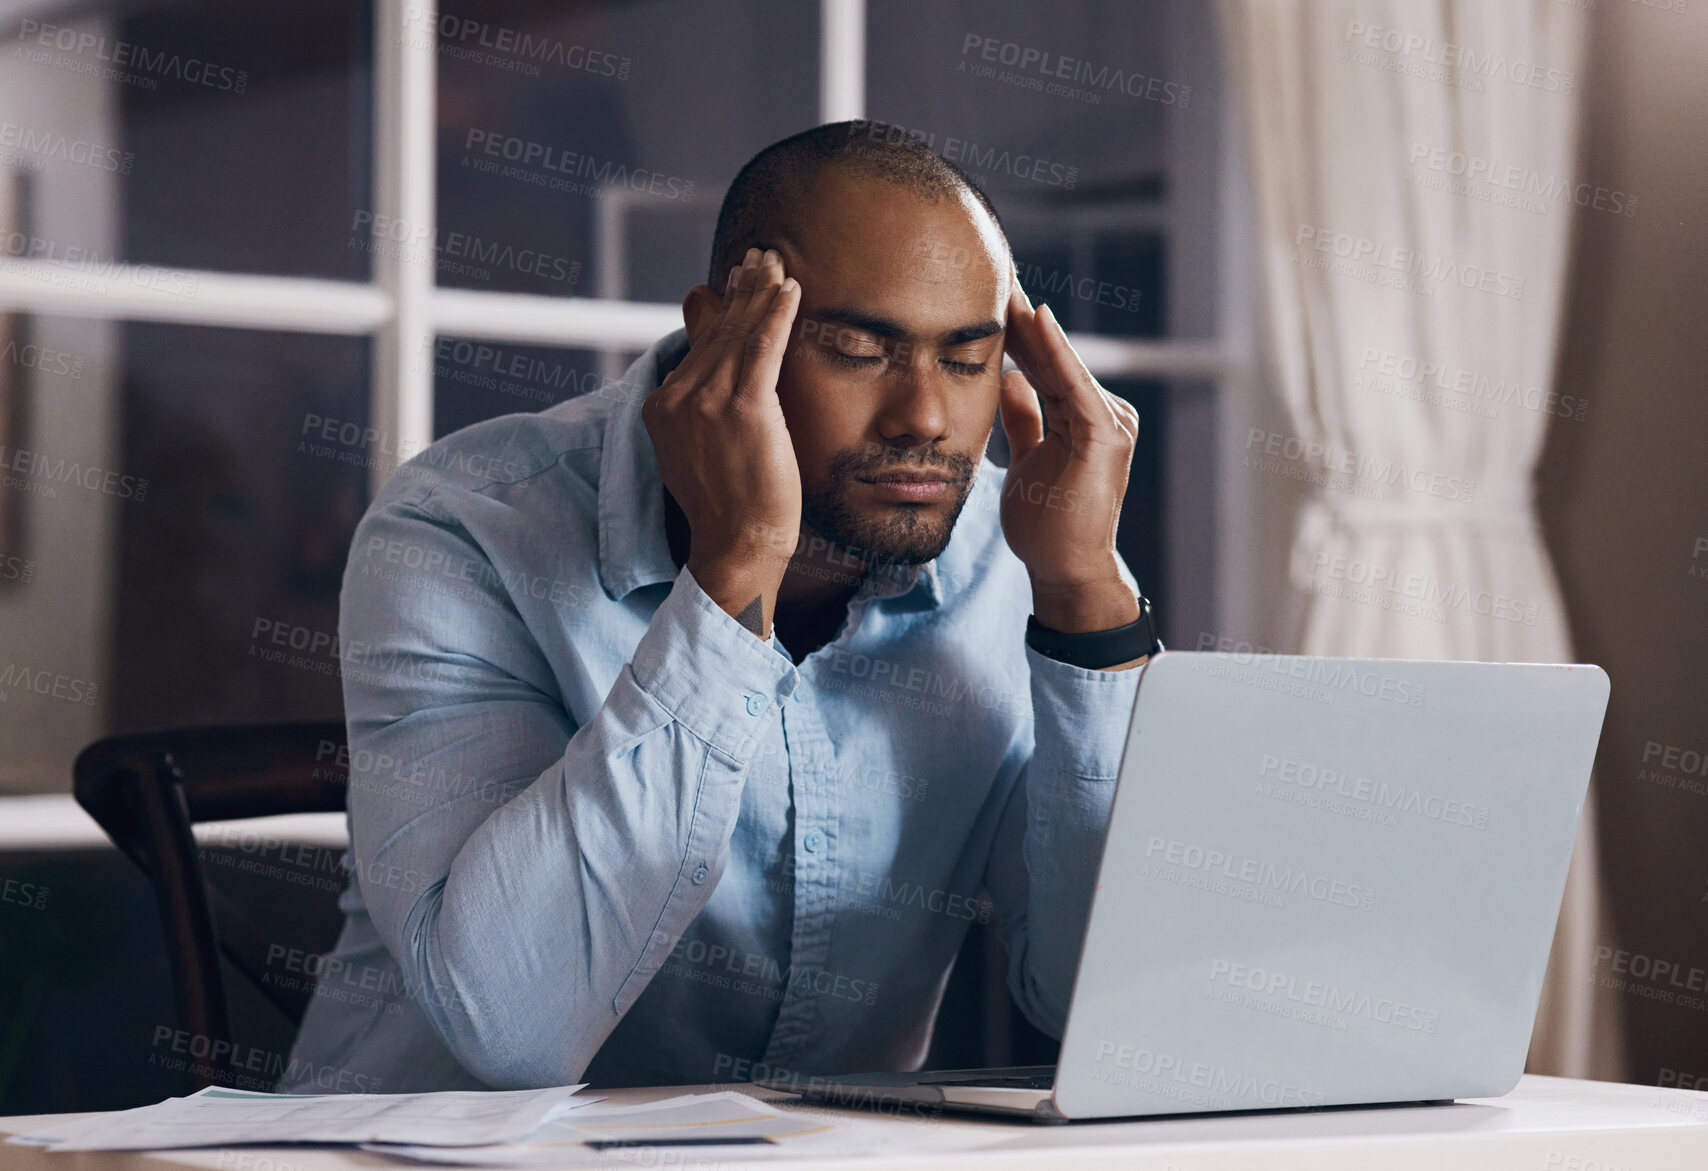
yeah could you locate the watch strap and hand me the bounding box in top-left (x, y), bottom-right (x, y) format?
top-left (1025, 595), bottom-right (1163, 669)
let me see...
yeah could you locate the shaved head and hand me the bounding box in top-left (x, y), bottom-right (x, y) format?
top-left (708, 120), bottom-right (1011, 288)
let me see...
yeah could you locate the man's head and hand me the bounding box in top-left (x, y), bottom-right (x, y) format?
top-left (684, 121), bottom-right (1015, 569)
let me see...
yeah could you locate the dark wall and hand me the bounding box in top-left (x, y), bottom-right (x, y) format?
top-left (1536, 4), bottom-right (1708, 1087)
top-left (0, 845), bottom-right (344, 1115)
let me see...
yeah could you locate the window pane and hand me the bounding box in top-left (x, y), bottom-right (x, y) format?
top-left (431, 336), bottom-right (639, 438)
top-left (1, 0), bottom-right (371, 282)
top-left (0, 316), bottom-right (370, 793)
top-left (867, 0), bottom-right (1197, 340)
top-left (433, 0), bottom-right (818, 301)
top-left (0, 312), bottom-right (119, 792)
top-left (109, 323), bottom-right (370, 737)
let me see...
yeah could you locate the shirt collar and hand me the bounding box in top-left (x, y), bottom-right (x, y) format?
top-left (596, 329), bottom-right (943, 610)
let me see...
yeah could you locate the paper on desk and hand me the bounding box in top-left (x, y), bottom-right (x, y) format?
top-left (7, 1084), bottom-right (593, 1151)
top-left (362, 1091), bottom-right (852, 1166)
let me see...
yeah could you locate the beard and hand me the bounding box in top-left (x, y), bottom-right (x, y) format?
top-left (799, 444), bottom-right (979, 569)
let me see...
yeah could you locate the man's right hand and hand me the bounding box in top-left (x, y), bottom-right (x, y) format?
top-left (642, 246), bottom-right (803, 640)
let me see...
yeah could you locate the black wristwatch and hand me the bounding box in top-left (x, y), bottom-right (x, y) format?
top-left (1025, 594), bottom-right (1163, 669)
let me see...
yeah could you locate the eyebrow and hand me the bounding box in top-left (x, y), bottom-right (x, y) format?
top-left (809, 307), bottom-right (1004, 346)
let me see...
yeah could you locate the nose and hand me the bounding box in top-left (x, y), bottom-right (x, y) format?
top-left (871, 349), bottom-right (950, 449)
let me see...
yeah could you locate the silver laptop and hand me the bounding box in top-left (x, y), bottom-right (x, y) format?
top-left (758, 651), bottom-right (1611, 1122)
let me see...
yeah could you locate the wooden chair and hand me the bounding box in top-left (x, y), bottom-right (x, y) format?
top-left (72, 723), bottom-right (348, 1091)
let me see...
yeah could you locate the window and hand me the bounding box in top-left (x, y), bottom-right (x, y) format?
top-left (0, 0), bottom-right (1228, 795)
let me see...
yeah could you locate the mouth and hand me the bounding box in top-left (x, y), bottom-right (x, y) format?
top-left (857, 472), bottom-right (957, 502)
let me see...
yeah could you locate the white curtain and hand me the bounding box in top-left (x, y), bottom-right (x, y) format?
top-left (1216, 1), bottom-right (1616, 1075)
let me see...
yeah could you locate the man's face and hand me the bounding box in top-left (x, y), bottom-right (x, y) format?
top-left (770, 170), bottom-right (1010, 568)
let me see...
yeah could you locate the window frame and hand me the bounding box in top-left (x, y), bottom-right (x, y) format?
top-left (0, 0), bottom-right (1228, 499)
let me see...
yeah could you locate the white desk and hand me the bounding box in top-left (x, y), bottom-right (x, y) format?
top-left (3, 1076), bottom-right (1707, 1170)
top-left (0, 793), bottom-right (348, 851)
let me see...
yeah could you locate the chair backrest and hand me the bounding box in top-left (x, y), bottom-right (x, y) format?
top-left (73, 722), bottom-right (348, 1093)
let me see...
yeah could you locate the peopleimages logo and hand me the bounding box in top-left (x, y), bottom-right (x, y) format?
top-left (1342, 21), bottom-right (1574, 94)
top-left (0, 120), bottom-right (131, 173)
top-left (0, 657), bottom-right (98, 705)
top-left (1294, 225), bottom-right (1524, 300)
top-left (1207, 958), bottom-right (1441, 1034)
top-left (0, 232), bottom-right (200, 298)
top-left (1190, 636), bottom-right (1429, 709)
top-left (1244, 428), bottom-right (1476, 504)
top-left (1592, 945), bottom-right (1708, 1013)
top-left (1309, 552), bottom-right (1542, 627)
top-left (1407, 142), bottom-right (1637, 218)
top-left (149, 1026), bottom-right (377, 1093)
top-left (349, 210), bottom-right (581, 286)
top-left (1636, 739), bottom-right (1708, 798)
top-left (1092, 1040), bottom-right (1323, 1107)
top-left (844, 119), bottom-right (1077, 190)
top-left (1356, 346), bottom-right (1588, 423)
top-left (958, 35), bottom-right (1191, 106)
top-left (402, 9), bottom-right (632, 80)
top-left (1142, 836), bottom-right (1377, 912)
top-left (462, 129), bottom-right (696, 202)
top-left (1258, 754), bottom-right (1491, 830)
top-left (655, 934), bottom-right (880, 1006)
top-left (16, 20), bottom-right (250, 92)
top-left (1016, 258), bottom-right (1143, 314)
top-left (0, 877), bottom-right (49, 911)
top-left (0, 336), bottom-right (84, 380)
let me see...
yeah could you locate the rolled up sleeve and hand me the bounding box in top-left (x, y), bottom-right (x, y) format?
top-left (342, 485), bottom-right (796, 1088)
top-left (980, 568), bottom-right (1147, 1037)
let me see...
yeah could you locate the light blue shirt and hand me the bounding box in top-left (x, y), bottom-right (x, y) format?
top-left (281, 328), bottom-right (1142, 1093)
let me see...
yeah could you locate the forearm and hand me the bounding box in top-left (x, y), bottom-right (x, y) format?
top-left (404, 699), bottom-right (746, 1086)
top-left (1008, 649), bottom-right (1143, 1030)
top-left (355, 566), bottom-right (794, 1087)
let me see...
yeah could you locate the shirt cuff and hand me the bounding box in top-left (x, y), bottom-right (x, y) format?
top-left (630, 565), bottom-right (798, 762)
top-left (1026, 645), bottom-right (1144, 781)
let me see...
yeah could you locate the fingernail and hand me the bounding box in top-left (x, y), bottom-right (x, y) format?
top-left (744, 247), bottom-right (761, 267)
top-left (781, 277), bottom-right (798, 292)
top-left (763, 248), bottom-right (780, 266)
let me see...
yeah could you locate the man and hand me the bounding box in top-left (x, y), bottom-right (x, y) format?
top-left (282, 120), bottom-right (1152, 1094)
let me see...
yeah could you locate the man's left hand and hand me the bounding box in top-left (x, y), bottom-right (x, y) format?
top-left (997, 265), bottom-right (1143, 636)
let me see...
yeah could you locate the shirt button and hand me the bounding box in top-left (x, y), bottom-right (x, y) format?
top-left (803, 830), bottom-right (825, 854)
top-left (691, 865), bottom-right (709, 885)
top-left (745, 694), bottom-right (765, 716)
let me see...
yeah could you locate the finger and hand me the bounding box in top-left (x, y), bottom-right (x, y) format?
top-left (733, 275), bottom-right (801, 403)
top-left (997, 369), bottom-right (1046, 466)
top-left (710, 249), bottom-right (786, 391)
top-left (717, 247), bottom-right (766, 338)
top-left (1106, 391), bottom-right (1139, 443)
top-left (1003, 266), bottom-right (1043, 375)
top-left (1003, 296), bottom-right (1073, 443)
top-left (1030, 302), bottom-right (1124, 443)
top-left (1002, 298), bottom-right (1076, 449)
top-left (707, 249), bottom-right (785, 382)
top-left (665, 266), bottom-right (747, 401)
top-left (1009, 261), bottom-right (1034, 315)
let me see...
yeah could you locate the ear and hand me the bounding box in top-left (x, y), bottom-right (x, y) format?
top-left (681, 283), bottom-right (724, 345)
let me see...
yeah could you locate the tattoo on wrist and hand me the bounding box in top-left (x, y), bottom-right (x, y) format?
top-left (735, 596), bottom-right (764, 637)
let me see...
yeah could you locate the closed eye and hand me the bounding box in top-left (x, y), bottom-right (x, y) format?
top-left (824, 350), bottom-right (987, 375)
